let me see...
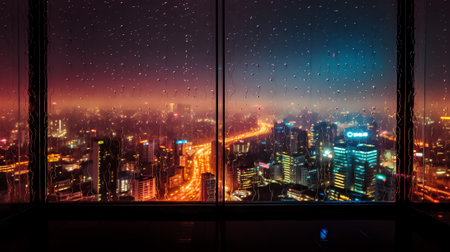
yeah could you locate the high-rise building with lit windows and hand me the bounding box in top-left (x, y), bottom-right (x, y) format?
top-left (353, 144), bottom-right (378, 199)
top-left (139, 139), bottom-right (156, 163)
top-left (238, 167), bottom-right (260, 190)
top-left (282, 153), bottom-right (307, 185)
top-left (311, 122), bottom-right (337, 153)
top-left (288, 127), bottom-right (308, 155)
top-left (332, 143), bottom-right (355, 190)
top-left (201, 172), bottom-right (216, 201)
top-left (330, 141), bottom-right (378, 201)
top-left (310, 122), bottom-right (337, 189)
top-left (134, 176), bottom-right (157, 201)
top-left (92, 138), bottom-right (120, 202)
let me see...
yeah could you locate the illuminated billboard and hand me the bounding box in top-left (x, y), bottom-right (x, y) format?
top-left (346, 132), bottom-right (368, 138)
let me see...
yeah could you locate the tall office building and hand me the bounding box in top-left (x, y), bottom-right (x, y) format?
top-left (288, 127), bottom-right (308, 155)
top-left (134, 176), bottom-right (157, 201)
top-left (282, 154), bottom-right (307, 185)
top-left (201, 172), bottom-right (216, 202)
top-left (332, 143), bottom-right (355, 190)
top-left (272, 122), bottom-right (308, 175)
top-left (272, 121), bottom-right (288, 164)
top-left (174, 139), bottom-right (188, 167)
top-left (237, 167), bottom-right (261, 190)
top-left (330, 139), bottom-right (378, 201)
top-left (310, 122), bottom-right (337, 189)
top-left (139, 139), bottom-right (156, 163)
top-left (310, 122), bottom-right (337, 152)
top-left (92, 138), bottom-right (120, 202)
top-left (353, 144), bottom-right (377, 199)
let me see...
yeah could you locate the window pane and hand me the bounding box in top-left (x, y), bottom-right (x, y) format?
top-left (225, 0), bottom-right (397, 202)
top-left (47, 0), bottom-right (216, 202)
top-left (0, 0), bottom-right (29, 203)
top-left (413, 0), bottom-right (450, 203)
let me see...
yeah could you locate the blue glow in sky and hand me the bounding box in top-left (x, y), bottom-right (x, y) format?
top-left (226, 0), bottom-right (397, 115)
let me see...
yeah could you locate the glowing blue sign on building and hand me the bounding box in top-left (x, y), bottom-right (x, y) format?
top-left (346, 132), bottom-right (368, 138)
top-left (176, 140), bottom-right (188, 144)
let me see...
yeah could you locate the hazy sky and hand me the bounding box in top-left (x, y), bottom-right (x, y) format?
top-left (225, 0), bottom-right (397, 117)
top-left (46, 0), bottom-right (216, 111)
top-left (46, 0), bottom-right (398, 115)
top-left (0, 0), bottom-right (449, 118)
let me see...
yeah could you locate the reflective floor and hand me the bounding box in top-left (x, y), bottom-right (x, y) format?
top-left (2, 217), bottom-right (448, 252)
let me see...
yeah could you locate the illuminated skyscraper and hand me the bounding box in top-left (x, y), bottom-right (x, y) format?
top-left (134, 176), bottom-right (157, 201)
top-left (332, 143), bottom-right (355, 190)
top-left (238, 167), bottom-right (260, 190)
top-left (282, 154), bottom-right (307, 185)
top-left (201, 172), bottom-right (216, 202)
top-left (288, 127), bottom-right (308, 155)
top-left (272, 122), bottom-right (308, 183)
top-left (311, 122), bottom-right (337, 153)
top-left (174, 139), bottom-right (188, 167)
top-left (353, 144), bottom-right (377, 199)
top-left (330, 140), bottom-right (378, 201)
top-left (310, 122), bottom-right (337, 189)
top-left (139, 139), bottom-right (156, 164)
top-left (272, 121), bottom-right (288, 165)
top-left (92, 138), bottom-right (120, 202)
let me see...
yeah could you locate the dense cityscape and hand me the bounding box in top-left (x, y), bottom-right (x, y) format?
top-left (0, 103), bottom-right (446, 203)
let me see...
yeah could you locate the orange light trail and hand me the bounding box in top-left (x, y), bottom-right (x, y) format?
top-left (166, 121), bottom-right (272, 201)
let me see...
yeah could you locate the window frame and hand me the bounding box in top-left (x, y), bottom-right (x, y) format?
top-left (25, 0), bottom-right (414, 211)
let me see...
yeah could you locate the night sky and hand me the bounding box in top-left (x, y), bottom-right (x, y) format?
top-left (48, 0), bottom-right (216, 111)
top-left (0, 0), bottom-right (448, 119)
top-left (415, 0), bottom-right (450, 118)
top-left (226, 0), bottom-right (397, 118)
top-left (0, 0), bottom-right (27, 113)
top-left (46, 0), bottom-right (398, 117)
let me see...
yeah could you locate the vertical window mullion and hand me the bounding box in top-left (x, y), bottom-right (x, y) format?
top-left (28, 0), bottom-right (48, 204)
top-left (395, 0), bottom-right (414, 205)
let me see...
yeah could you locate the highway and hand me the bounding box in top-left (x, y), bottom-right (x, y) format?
top-left (166, 121), bottom-right (271, 201)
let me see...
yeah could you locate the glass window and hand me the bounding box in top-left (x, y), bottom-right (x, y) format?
top-left (413, 0), bottom-right (450, 203)
top-left (47, 0), bottom-right (216, 202)
top-left (225, 0), bottom-right (397, 202)
top-left (0, 0), bottom-right (29, 203)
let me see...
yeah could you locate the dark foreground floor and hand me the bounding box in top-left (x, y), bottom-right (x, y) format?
top-left (1, 205), bottom-right (449, 252)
